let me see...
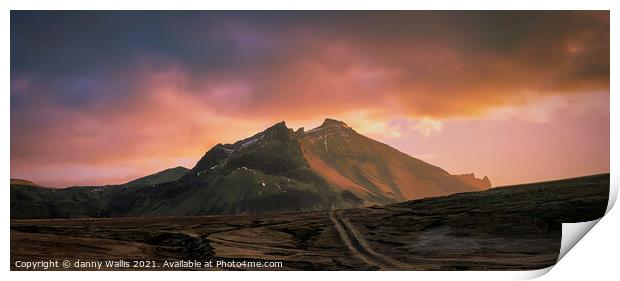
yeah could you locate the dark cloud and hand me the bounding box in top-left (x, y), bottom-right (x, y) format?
top-left (10, 11), bottom-right (610, 185)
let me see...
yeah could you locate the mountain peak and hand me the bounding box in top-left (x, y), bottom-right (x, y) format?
top-left (321, 118), bottom-right (349, 128)
top-left (267, 121), bottom-right (288, 130)
top-left (261, 120), bottom-right (295, 142)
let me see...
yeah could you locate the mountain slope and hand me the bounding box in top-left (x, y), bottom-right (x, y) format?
top-left (122, 166), bottom-right (189, 188)
top-left (10, 167), bottom-right (189, 219)
top-left (300, 119), bottom-right (489, 203)
top-left (10, 119), bottom-right (490, 218)
top-left (10, 179), bottom-right (38, 187)
top-left (138, 121), bottom-right (346, 216)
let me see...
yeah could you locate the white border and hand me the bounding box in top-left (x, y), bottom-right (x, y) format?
top-left (2, 1), bottom-right (617, 280)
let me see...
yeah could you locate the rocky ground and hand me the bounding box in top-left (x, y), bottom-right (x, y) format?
top-left (10, 174), bottom-right (609, 271)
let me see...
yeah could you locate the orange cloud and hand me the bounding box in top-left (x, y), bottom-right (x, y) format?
top-left (10, 11), bottom-right (609, 186)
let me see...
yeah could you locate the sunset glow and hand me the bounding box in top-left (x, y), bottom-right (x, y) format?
top-left (10, 11), bottom-right (609, 187)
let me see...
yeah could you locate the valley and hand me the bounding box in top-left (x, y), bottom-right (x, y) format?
top-left (11, 173), bottom-right (609, 270)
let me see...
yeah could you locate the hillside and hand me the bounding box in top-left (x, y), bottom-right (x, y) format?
top-left (10, 173), bottom-right (609, 270)
top-left (10, 119), bottom-right (489, 218)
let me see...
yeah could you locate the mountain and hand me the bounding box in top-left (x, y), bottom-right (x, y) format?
top-left (10, 118), bottom-right (490, 219)
top-left (10, 166), bottom-right (190, 219)
top-left (300, 118), bottom-right (491, 203)
top-left (10, 178), bottom-right (38, 187)
top-left (122, 166), bottom-right (189, 188)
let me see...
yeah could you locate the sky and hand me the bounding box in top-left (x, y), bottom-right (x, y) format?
top-left (10, 11), bottom-right (609, 187)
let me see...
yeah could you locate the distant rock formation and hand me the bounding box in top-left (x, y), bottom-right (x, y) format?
top-left (454, 173), bottom-right (492, 189)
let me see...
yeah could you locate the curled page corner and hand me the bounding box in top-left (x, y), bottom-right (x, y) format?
top-left (558, 219), bottom-right (601, 262)
top-left (519, 219), bottom-right (603, 280)
top-left (555, 172), bottom-right (614, 264)
top-left (606, 174), bottom-right (618, 213)
top-left (534, 176), bottom-right (616, 277)
top-left (511, 267), bottom-right (554, 280)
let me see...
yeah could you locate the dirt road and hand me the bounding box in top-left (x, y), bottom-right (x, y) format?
top-left (330, 210), bottom-right (409, 270)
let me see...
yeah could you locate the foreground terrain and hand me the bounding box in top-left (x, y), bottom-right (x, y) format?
top-left (11, 174), bottom-right (609, 270)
